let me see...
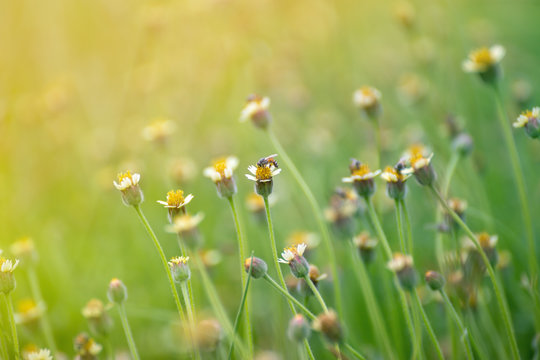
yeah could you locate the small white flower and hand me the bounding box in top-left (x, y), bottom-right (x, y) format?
top-left (353, 86), bottom-right (381, 109)
top-left (240, 96), bottom-right (270, 122)
top-left (26, 349), bottom-right (53, 360)
top-left (113, 171), bottom-right (140, 191)
top-left (462, 45), bottom-right (505, 73)
top-left (278, 243), bottom-right (307, 264)
top-left (513, 107), bottom-right (539, 128)
top-left (342, 169), bottom-right (381, 183)
top-left (387, 253), bottom-right (413, 272)
top-left (203, 156), bottom-right (239, 183)
top-left (167, 213), bottom-right (205, 233)
top-left (0, 259), bottom-right (19, 273)
top-left (157, 190), bottom-right (194, 208)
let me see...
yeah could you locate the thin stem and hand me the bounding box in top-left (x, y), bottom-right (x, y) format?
top-left (227, 196), bottom-right (253, 357)
top-left (412, 290), bottom-right (444, 360)
top-left (118, 304), bottom-right (140, 360)
top-left (400, 199), bottom-right (414, 258)
top-left (374, 119), bottom-right (382, 170)
top-left (399, 287), bottom-right (419, 359)
top-left (440, 290), bottom-right (473, 360)
top-left (263, 195), bottom-right (296, 313)
top-left (429, 185), bottom-right (520, 360)
top-left (305, 276), bottom-right (328, 313)
top-left (177, 236), bottom-right (197, 337)
top-left (27, 266), bottom-right (57, 355)
top-left (443, 151), bottom-right (460, 198)
top-left (263, 274), bottom-right (316, 320)
top-left (227, 254), bottom-right (253, 359)
top-left (181, 282), bottom-right (201, 360)
top-left (492, 86), bottom-right (537, 282)
top-left (349, 242), bottom-right (396, 360)
top-left (395, 200), bottom-right (407, 254)
top-left (344, 343), bottom-right (367, 360)
top-left (409, 291), bottom-right (423, 360)
top-left (133, 205), bottom-right (186, 323)
top-left (267, 128), bottom-right (342, 316)
top-left (303, 339), bottom-right (315, 360)
top-left (4, 293), bottom-right (19, 359)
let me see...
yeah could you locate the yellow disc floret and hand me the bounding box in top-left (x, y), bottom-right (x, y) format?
top-left (166, 190), bottom-right (185, 207)
top-left (255, 166), bottom-right (273, 180)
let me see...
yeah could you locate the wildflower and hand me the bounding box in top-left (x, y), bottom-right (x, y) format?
top-left (313, 310), bottom-right (343, 343)
top-left (387, 253), bottom-right (418, 291)
top-left (402, 145), bottom-right (436, 186)
top-left (297, 265), bottom-right (328, 296)
top-left (244, 257), bottom-right (268, 279)
top-left (107, 278), bottom-right (128, 305)
top-left (443, 198), bottom-right (468, 232)
top-left (10, 236), bottom-right (38, 265)
top-left (25, 348), bottom-right (53, 360)
top-left (157, 189), bottom-right (194, 222)
top-left (240, 94), bottom-right (272, 129)
top-left (246, 154), bottom-right (281, 197)
top-left (353, 86), bottom-right (382, 120)
top-left (82, 299), bottom-right (113, 336)
top-left (195, 319), bottom-right (223, 352)
top-left (15, 298), bottom-right (44, 325)
top-left (380, 162), bottom-right (411, 200)
top-left (465, 232), bottom-right (499, 268)
top-left (342, 159), bottom-right (381, 198)
top-left (141, 117), bottom-right (175, 145)
top-left (288, 314), bottom-right (311, 343)
top-left (325, 187), bottom-right (361, 237)
top-left (168, 256), bottom-right (191, 283)
top-left (203, 156), bottom-right (239, 198)
top-left (513, 107), bottom-right (540, 139)
top-left (0, 256), bottom-right (19, 294)
top-left (74, 332), bottom-right (102, 359)
top-left (113, 171), bottom-right (144, 206)
top-left (452, 132), bottom-right (474, 156)
top-left (353, 232), bottom-right (378, 264)
top-left (425, 271), bottom-right (445, 291)
top-left (166, 213), bottom-right (204, 249)
top-left (278, 243), bottom-right (310, 278)
top-left (462, 45), bottom-right (505, 84)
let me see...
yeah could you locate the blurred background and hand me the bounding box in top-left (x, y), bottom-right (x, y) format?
top-left (1, 0), bottom-right (540, 358)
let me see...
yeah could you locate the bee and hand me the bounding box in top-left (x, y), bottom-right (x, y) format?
top-left (257, 154), bottom-right (279, 169)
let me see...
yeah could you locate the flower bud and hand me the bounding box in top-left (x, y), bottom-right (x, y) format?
top-left (514, 107), bottom-right (540, 139)
top-left (244, 257), bottom-right (268, 279)
top-left (107, 278), bottom-right (128, 304)
top-left (240, 95), bottom-right (272, 129)
top-left (255, 180), bottom-right (273, 197)
top-left (353, 232), bottom-right (378, 264)
top-left (279, 244), bottom-right (310, 279)
top-left (452, 133), bottom-right (474, 157)
top-left (313, 310), bottom-right (343, 344)
top-left (0, 258), bottom-right (19, 294)
top-left (203, 157), bottom-right (239, 199)
top-left (113, 171), bottom-right (144, 207)
top-left (353, 86), bottom-right (382, 120)
top-left (425, 271), bottom-right (445, 291)
top-left (387, 253), bottom-right (418, 291)
top-left (288, 314), bottom-right (311, 343)
top-left (82, 299), bottom-right (113, 336)
top-left (169, 256), bottom-right (191, 283)
top-left (216, 177), bottom-right (238, 198)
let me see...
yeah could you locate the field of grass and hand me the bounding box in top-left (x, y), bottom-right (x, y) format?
top-left (1, 0), bottom-right (540, 359)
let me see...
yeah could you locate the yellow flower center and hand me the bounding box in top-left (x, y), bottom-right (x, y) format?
top-left (213, 159), bottom-right (227, 175)
top-left (522, 109), bottom-right (535, 118)
top-left (255, 165), bottom-right (273, 180)
top-left (360, 86), bottom-right (375, 97)
top-left (117, 171), bottom-right (134, 183)
top-left (170, 256), bottom-right (189, 265)
top-left (166, 190), bottom-right (185, 207)
top-left (477, 232), bottom-right (491, 248)
top-left (471, 48), bottom-right (493, 66)
top-left (352, 164), bottom-right (371, 177)
top-left (17, 299), bottom-right (38, 314)
top-left (384, 166), bottom-right (401, 181)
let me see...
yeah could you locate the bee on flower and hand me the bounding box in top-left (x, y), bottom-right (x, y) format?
top-left (462, 45), bottom-right (505, 84)
top-left (342, 159), bottom-right (381, 198)
top-left (387, 253), bottom-right (418, 291)
top-left (157, 189), bottom-right (194, 222)
top-left (380, 161), bottom-right (411, 200)
top-left (353, 86), bottom-right (382, 120)
top-left (15, 298), bottom-right (44, 326)
top-left (279, 243), bottom-right (310, 278)
top-left (246, 154), bottom-right (281, 197)
top-left (113, 171), bottom-right (143, 206)
top-left (513, 107), bottom-right (540, 139)
top-left (167, 213), bottom-right (205, 249)
top-left (141, 117), bottom-right (176, 145)
top-left (402, 144), bottom-right (436, 186)
top-left (203, 156), bottom-right (239, 198)
top-left (0, 256), bottom-right (19, 294)
top-left (240, 94), bottom-right (272, 129)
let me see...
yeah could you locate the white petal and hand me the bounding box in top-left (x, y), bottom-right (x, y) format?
top-left (227, 156), bottom-right (239, 170)
top-left (297, 243), bottom-right (307, 256)
top-left (272, 168), bottom-right (282, 176)
top-left (342, 177), bottom-right (354, 183)
top-left (248, 165), bottom-right (257, 175)
top-left (184, 194), bottom-right (194, 205)
top-left (245, 174), bottom-right (257, 181)
top-left (157, 200), bottom-right (168, 206)
top-left (490, 45), bottom-right (505, 62)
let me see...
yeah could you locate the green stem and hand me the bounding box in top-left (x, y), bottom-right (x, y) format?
top-left (264, 274), bottom-right (316, 319)
top-left (263, 195), bottom-right (296, 313)
top-left (409, 291), bottom-right (423, 360)
top-left (374, 119), bottom-right (383, 170)
top-left (412, 290), bottom-right (444, 360)
top-left (400, 199), bottom-right (414, 256)
top-left (118, 304), bottom-right (140, 360)
top-left (27, 266), bottom-right (57, 355)
top-left (429, 185), bottom-right (520, 359)
top-left (177, 237), bottom-right (197, 338)
top-left (181, 282), bottom-right (201, 360)
top-left (227, 196), bottom-right (253, 357)
top-left (305, 276), bottom-right (328, 313)
top-left (395, 200), bottom-right (407, 254)
top-left (440, 290), bottom-right (473, 360)
top-left (227, 254), bottom-right (253, 359)
top-left (349, 242), bottom-right (396, 360)
top-left (267, 128), bottom-right (342, 316)
top-left (492, 87), bottom-right (537, 282)
top-left (3, 293), bottom-right (19, 359)
top-left (304, 339), bottom-right (315, 360)
top-left (133, 205), bottom-right (186, 323)
top-left (344, 343), bottom-right (367, 360)
top-left (443, 151), bottom-right (460, 198)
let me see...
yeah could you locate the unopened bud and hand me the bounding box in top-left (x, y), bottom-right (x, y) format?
top-left (313, 310), bottom-right (343, 344)
top-left (452, 133), bottom-right (474, 157)
top-left (288, 314), bottom-right (311, 342)
top-left (244, 257), bottom-right (268, 279)
top-left (425, 271), bottom-right (445, 291)
top-left (169, 257), bottom-right (191, 283)
top-left (107, 278), bottom-right (128, 304)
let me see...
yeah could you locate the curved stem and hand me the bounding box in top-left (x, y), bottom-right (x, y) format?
top-left (263, 196), bottom-right (296, 313)
top-left (227, 196), bottom-right (253, 357)
top-left (181, 282), bottom-right (200, 360)
top-left (305, 276), bottom-right (328, 313)
top-left (133, 205), bottom-right (186, 324)
top-left (27, 266), bottom-right (57, 355)
top-left (429, 185), bottom-right (520, 359)
top-left (4, 293), bottom-right (19, 359)
top-left (267, 128), bottom-right (342, 316)
top-left (492, 87), bottom-right (537, 282)
top-left (440, 290), bottom-right (473, 360)
top-left (413, 290), bottom-right (444, 360)
top-left (118, 304), bottom-right (140, 360)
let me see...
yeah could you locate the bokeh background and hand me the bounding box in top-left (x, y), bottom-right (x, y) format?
top-left (1, 0), bottom-right (540, 358)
